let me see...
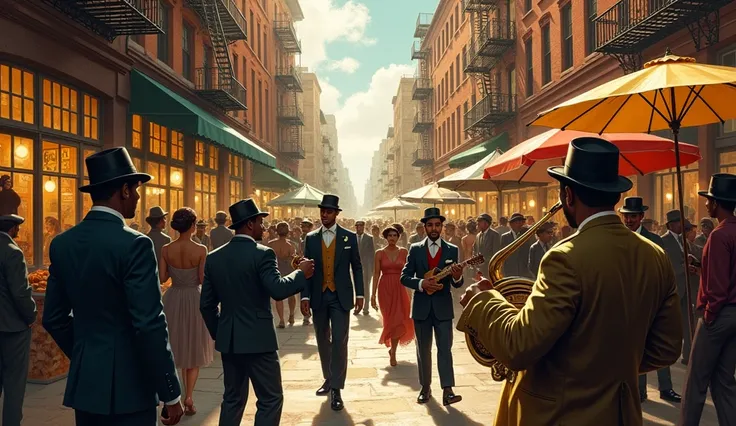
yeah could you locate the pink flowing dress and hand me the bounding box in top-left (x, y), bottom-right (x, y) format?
top-left (377, 250), bottom-right (415, 347)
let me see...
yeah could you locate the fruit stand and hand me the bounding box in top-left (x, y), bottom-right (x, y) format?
top-left (27, 269), bottom-right (70, 384)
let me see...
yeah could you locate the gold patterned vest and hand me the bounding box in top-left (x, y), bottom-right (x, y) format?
top-left (321, 237), bottom-right (336, 292)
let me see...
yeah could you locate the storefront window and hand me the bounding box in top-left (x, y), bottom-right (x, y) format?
top-left (171, 130), bottom-right (184, 161)
top-left (501, 191), bottom-right (520, 217)
top-left (194, 171), bottom-right (217, 221)
top-left (0, 64), bottom-right (34, 125)
top-left (149, 122), bottom-right (168, 156)
top-left (41, 141), bottom-right (78, 265)
top-left (654, 164), bottom-right (698, 225)
top-left (42, 79), bottom-right (78, 135)
top-left (229, 153), bottom-right (244, 205)
top-left (0, 133), bottom-right (34, 262)
top-left (195, 140), bottom-right (206, 166)
top-left (545, 185), bottom-right (564, 226)
top-left (82, 148), bottom-right (96, 216)
top-left (521, 190), bottom-right (537, 218)
top-left (132, 115), bottom-right (142, 149)
top-left (719, 150), bottom-right (736, 174)
top-left (82, 94), bottom-right (99, 140)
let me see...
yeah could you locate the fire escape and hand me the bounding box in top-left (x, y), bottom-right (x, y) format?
top-left (186, 0), bottom-right (248, 110)
top-left (594, 0), bottom-right (732, 74)
top-left (40, 0), bottom-right (163, 41)
top-left (411, 13), bottom-right (434, 168)
top-left (463, 0), bottom-right (516, 138)
top-left (274, 12), bottom-right (305, 160)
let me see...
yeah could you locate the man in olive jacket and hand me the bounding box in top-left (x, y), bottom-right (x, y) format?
top-left (43, 148), bottom-right (183, 426)
top-left (200, 199), bottom-right (313, 426)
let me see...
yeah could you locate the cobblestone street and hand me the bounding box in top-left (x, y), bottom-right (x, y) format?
top-left (12, 309), bottom-right (720, 425)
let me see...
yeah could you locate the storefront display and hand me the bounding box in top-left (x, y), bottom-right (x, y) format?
top-left (653, 164), bottom-right (699, 224)
top-left (719, 150), bottom-right (736, 174)
top-left (193, 140), bottom-right (218, 223)
top-left (229, 153), bottom-right (244, 206)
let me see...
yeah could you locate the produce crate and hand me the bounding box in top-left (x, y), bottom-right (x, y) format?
top-left (28, 292), bottom-right (70, 384)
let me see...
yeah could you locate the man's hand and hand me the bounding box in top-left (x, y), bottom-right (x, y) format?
top-left (300, 299), bottom-right (311, 316)
top-left (451, 263), bottom-right (465, 280)
top-left (354, 298), bottom-right (365, 315)
top-left (459, 279), bottom-right (494, 307)
top-left (298, 259), bottom-right (315, 278)
top-left (688, 265), bottom-right (701, 275)
top-left (423, 277), bottom-right (443, 295)
top-left (371, 296), bottom-right (378, 310)
top-left (161, 401), bottom-right (184, 425)
top-left (704, 310), bottom-right (716, 326)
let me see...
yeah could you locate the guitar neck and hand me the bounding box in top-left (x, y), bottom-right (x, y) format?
top-left (433, 259), bottom-right (470, 281)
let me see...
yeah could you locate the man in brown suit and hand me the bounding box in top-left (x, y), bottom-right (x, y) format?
top-left (458, 137), bottom-right (682, 426)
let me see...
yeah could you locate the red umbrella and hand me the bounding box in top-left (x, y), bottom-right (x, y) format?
top-left (483, 129), bottom-right (701, 182)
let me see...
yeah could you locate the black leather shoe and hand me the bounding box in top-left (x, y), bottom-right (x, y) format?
top-left (316, 380), bottom-right (330, 396)
top-left (417, 387), bottom-right (432, 404)
top-left (330, 389), bottom-right (344, 411)
top-left (443, 387), bottom-right (462, 406)
top-left (661, 389), bottom-right (682, 403)
top-left (640, 394), bottom-right (648, 403)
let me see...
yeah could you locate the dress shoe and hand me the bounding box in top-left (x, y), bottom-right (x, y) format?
top-left (443, 387), bottom-right (462, 406)
top-left (660, 389), bottom-right (682, 403)
top-left (417, 387), bottom-right (432, 404)
top-left (316, 380), bottom-right (330, 396)
top-left (330, 389), bottom-right (344, 411)
top-left (640, 394), bottom-right (648, 403)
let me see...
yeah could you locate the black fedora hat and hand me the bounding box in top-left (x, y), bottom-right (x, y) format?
top-left (420, 207), bottom-right (446, 223)
top-left (229, 198), bottom-right (269, 230)
top-left (618, 196), bottom-right (649, 214)
top-left (79, 147), bottom-right (152, 193)
top-left (318, 194), bottom-right (342, 211)
top-left (548, 137), bottom-right (632, 194)
top-left (698, 173), bottom-right (736, 203)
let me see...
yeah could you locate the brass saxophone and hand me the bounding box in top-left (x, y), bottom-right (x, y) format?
top-left (465, 201), bottom-right (563, 381)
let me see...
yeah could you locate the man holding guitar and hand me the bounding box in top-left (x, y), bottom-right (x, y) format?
top-left (401, 207), bottom-right (479, 406)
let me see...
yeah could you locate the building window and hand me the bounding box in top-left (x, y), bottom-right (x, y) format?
top-left (561, 3), bottom-right (573, 71)
top-left (132, 114), bottom-right (143, 149)
top-left (209, 145), bottom-right (219, 170)
top-left (542, 25), bottom-right (551, 84)
top-left (265, 87), bottom-right (269, 143)
top-left (586, 0), bottom-right (598, 55)
top-left (0, 64), bottom-right (34, 125)
top-left (455, 54), bottom-right (461, 88)
top-left (719, 150), bottom-right (736, 174)
top-left (525, 38), bottom-right (533, 96)
top-left (462, 45), bottom-right (467, 76)
top-left (653, 164), bottom-right (699, 224)
top-left (257, 23), bottom-right (262, 58)
top-left (463, 101), bottom-right (468, 139)
top-left (450, 64), bottom-right (454, 92)
top-left (182, 22), bottom-right (193, 80)
top-left (41, 141), bottom-right (78, 265)
top-left (171, 130), bottom-right (184, 161)
top-left (82, 94), bottom-right (99, 140)
top-left (0, 133), bottom-right (34, 262)
top-left (251, 70), bottom-right (257, 134)
top-left (42, 79), bottom-right (78, 135)
top-left (508, 65), bottom-right (516, 100)
top-left (229, 153), bottom-right (244, 205)
top-left (149, 122), bottom-right (168, 157)
top-left (195, 140), bottom-right (206, 166)
top-left (157, 1), bottom-right (170, 64)
top-left (194, 171), bottom-right (217, 223)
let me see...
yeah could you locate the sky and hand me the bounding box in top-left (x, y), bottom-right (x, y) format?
top-left (294, 0), bottom-right (439, 208)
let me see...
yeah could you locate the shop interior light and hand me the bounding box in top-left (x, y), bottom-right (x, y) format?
top-left (529, 200), bottom-right (536, 208)
top-left (444, 210), bottom-right (449, 215)
top-left (170, 170), bottom-right (182, 185)
top-left (479, 196), bottom-right (484, 202)
top-left (255, 189), bottom-right (261, 196)
top-left (44, 179), bottom-right (56, 193)
top-left (195, 195), bottom-right (200, 202)
top-left (666, 193), bottom-right (673, 201)
top-left (15, 144), bottom-right (29, 159)
top-left (451, 209), bottom-right (456, 215)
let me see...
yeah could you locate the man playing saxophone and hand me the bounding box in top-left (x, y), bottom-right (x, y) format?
top-left (457, 137), bottom-right (683, 426)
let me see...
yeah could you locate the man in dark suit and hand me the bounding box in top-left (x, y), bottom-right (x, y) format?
top-left (355, 219), bottom-right (375, 315)
top-left (145, 206), bottom-right (171, 261)
top-left (473, 213), bottom-right (500, 279)
top-left (200, 199), bottom-right (314, 426)
top-left (500, 212), bottom-right (534, 278)
top-left (300, 195), bottom-right (363, 411)
top-left (42, 148), bottom-right (183, 426)
top-left (0, 214), bottom-right (36, 426)
top-left (400, 207), bottom-right (465, 406)
top-left (619, 197), bottom-right (681, 403)
top-left (210, 211), bottom-right (234, 250)
top-left (528, 221), bottom-right (555, 279)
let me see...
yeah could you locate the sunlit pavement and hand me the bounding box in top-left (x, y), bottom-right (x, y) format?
top-left (10, 306), bottom-right (720, 425)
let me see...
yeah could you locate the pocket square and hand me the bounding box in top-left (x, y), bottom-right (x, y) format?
top-left (344, 246), bottom-right (352, 249)
top-left (445, 259), bottom-right (453, 264)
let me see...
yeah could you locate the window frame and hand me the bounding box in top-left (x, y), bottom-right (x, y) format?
top-left (561, 3), bottom-right (574, 71)
top-left (525, 38), bottom-right (534, 97)
top-left (542, 24), bottom-right (552, 85)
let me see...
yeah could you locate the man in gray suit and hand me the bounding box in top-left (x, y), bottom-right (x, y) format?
top-left (355, 220), bottom-right (375, 315)
top-left (145, 206), bottom-right (170, 261)
top-left (401, 207), bottom-right (464, 407)
top-left (0, 214), bottom-right (36, 426)
top-left (408, 222), bottom-right (425, 244)
top-left (500, 213), bottom-right (534, 278)
top-left (473, 213), bottom-right (500, 278)
top-left (210, 211), bottom-right (233, 250)
top-left (528, 221), bottom-right (555, 279)
top-left (200, 199), bottom-right (313, 426)
top-left (619, 197), bottom-right (681, 403)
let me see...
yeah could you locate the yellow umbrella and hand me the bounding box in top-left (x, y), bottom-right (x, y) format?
top-left (529, 49), bottom-right (736, 338)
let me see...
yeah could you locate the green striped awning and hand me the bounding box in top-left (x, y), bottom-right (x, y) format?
top-left (448, 132), bottom-right (510, 169)
top-left (252, 163), bottom-right (302, 190)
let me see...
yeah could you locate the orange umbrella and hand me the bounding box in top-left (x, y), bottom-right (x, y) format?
top-left (483, 129), bottom-right (701, 182)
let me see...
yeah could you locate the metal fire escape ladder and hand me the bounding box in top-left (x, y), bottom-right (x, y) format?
top-left (201, 0), bottom-right (235, 92)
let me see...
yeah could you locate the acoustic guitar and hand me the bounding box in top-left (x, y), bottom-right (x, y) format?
top-left (422, 253), bottom-right (484, 295)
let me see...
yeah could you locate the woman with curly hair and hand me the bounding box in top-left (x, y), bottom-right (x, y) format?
top-left (159, 207), bottom-right (214, 416)
top-left (371, 225), bottom-right (414, 366)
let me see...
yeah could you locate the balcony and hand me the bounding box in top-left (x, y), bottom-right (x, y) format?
top-left (381, 168), bottom-right (388, 175)
top-left (275, 67), bottom-right (303, 92)
top-left (387, 127), bottom-right (395, 138)
top-left (411, 40), bottom-right (429, 60)
top-left (274, 14), bottom-right (302, 53)
top-left (414, 13), bottom-right (433, 38)
top-left (386, 152), bottom-right (395, 160)
top-left (323, 156), bottom-right (330, 164)
top-left (185, 0), bottom-right (247, 41)
top-left (465, 19), bottom-right (515, 73)
top-left (322, 136), bottom-right (330, 145)
top-left (464, 93), bottom-right (517, 130)
top-left (462, 0), bottom-right (501, 13)
top-left (412, 78), bottom-right (433, 100)
top-left (40, 0), bottom-right (163, 41)
top-left (194, 67), bottom-right (247, 111)
top-left (279, 126), bottom-right (305, 159)
top-left (412, 111), bottom-right (433, 133)
top-left (412, 148), bottom-right (433, 167)
top-left (277, 105), bottom-right (304, 125)
top-left (594, 0), bottom-right (724, 54)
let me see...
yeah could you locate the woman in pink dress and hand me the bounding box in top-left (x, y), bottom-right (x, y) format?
top-left (370, 225), bottom-right (415, 366)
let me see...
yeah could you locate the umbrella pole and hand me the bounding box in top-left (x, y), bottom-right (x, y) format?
top-left (672, 126), bottom-right (696, 340)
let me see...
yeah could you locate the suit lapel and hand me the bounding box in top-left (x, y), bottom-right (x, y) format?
top-left (419, 238), bottom-right (429, 273)
top-left (334, 225), bottom-right (344, 267)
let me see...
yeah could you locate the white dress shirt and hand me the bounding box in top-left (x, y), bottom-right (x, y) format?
top-left (417, 238), bottom-right (462, 292)
top-left (636, 225), bottom-right (643, 234)
top-left (577, 210), bottom-right (618, 233)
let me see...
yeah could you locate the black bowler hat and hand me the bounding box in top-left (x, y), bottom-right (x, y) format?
top-left (618, 197), bottom-right (649, 214)
top-left (0, 214), bottom-right (24, 225)
top-left (698, 173), bottom-right (736, 203)
top-left (509, 212), bottom-right (525, 223)
top-left (318, 194), bottom-right (342, 211)
top-left (79, 147), bottom-right (152, 193)
top-left (548, 137), bottom-right (633, 194)
top-left (229, 198), bottom-right (269, 230)
top-left (477, 213), bottom-right (492, 224)
top-left (420, 207), bottom-right (446, 223)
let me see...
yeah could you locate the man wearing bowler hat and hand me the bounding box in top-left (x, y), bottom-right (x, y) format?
top-left (458, 137), bottom-right (682, 425)
top-left (0, 214), bottom-right (36, 426)
top-left (619, 196), bottom-right (682, 403)
top-left (210, 211), bottom-right (234, 250)
top-left (400, 207), bottom-right (465, 406)
top-left (42, 147), bottom-right (184, 426)
top-left (145, 206), bottom-right (170, 262)
top-left (473, 213), bottom-right (500, 279)
top-left (681, 173), bottom-right (736, 426)
top-left (200, 199), bottom-right (314, 426)
top-left (300, 194), bottom-right (364, 411)
top-left (499, 212), bottom-right (534, 278)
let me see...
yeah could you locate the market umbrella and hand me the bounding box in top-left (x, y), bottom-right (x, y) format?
top-left (438, 149), bottom-right (536, 192)
top-left (483, 129), bottom-right (701, 183)
top-left (399, 183), bottom-right (476, 206)
top-left (267, 183), bottom-right (326, 207)
top-left (373, 197), bottom-right (421, 220)
top-left (529, 49), bottom-right (736, 338)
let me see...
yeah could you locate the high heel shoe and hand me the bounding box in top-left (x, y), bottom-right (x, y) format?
top-left (288, 314), bottom-right (295, 326)
top-left (184, 397), bottom-right (197, 416)
top-left (277, 320), bottom-right (285, 329)
top-left (389, 349), bottom-right (397, 367)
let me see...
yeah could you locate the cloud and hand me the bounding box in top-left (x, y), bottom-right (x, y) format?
top-left (317, 76), bottom-right (342, 114)
top-left (325, 57), bottom-right (361, 74)
top-left (295, 0), bottom-right (376, 70)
